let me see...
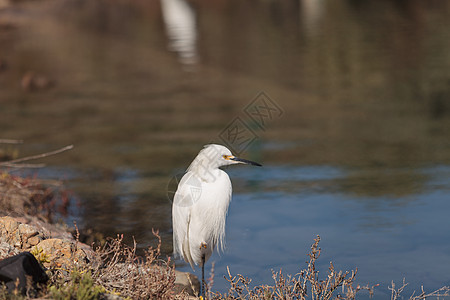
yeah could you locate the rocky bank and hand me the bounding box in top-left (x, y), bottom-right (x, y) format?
top-left (0, 170), bottom-right (198, 299)
top-left (0, 214), bottom-right (199, 299)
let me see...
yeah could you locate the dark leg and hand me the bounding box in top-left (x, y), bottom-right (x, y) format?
top-left (201, 254), bottom-right (205, 299)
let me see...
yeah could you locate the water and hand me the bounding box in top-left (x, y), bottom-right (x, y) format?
top-left (215, 165), bottom-right (450, 297)
top-left (1, 0), bottom-right (450, 298)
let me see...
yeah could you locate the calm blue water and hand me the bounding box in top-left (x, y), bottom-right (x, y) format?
top-left (175, 164), bottom-right (450, 298)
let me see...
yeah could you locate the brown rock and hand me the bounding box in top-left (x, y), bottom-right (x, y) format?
top-left (27, 236), bottom-right (41, 246)
top-left (174, 269), bottom-right (200, 296)
top-left (0, 242), bottom-right (19, 259)
top-left (18, 223), bottom-right (39, 238)
top-left (32, 238), bottom-right (91, 269)
top-left (0, 217), bottom-right (40, 249)
top-left (0, 216), bottom-right (21, 247)
top-left (0, 216), bottom-right (94, 267)
top-left (0, 216), bottom-right (19, 233)
top-left (0, 216), bottom-right (49, 250)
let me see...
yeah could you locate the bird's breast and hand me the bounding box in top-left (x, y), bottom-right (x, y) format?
top-left (198, 171), bottom-right (231, 201)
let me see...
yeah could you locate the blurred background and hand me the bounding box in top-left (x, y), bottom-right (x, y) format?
top-left (1, 0), bottom-right (450, 298)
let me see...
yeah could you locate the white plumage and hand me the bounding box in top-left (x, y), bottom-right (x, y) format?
top-left (172, 144), bottom-right (261, 295)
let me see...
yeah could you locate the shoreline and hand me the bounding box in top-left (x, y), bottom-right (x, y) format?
top-left (0, 169), bottom-right (199, 299)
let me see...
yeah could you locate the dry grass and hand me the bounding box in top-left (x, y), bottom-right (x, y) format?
top-left (208, 236), bottom-right (377, 300)
top-left (0, 144), bottom-right (73, 222)
top-left (40, 228), bottom-right (188, 299)
top-left (0, 170), bottom-right (74, 224)
top-left (206, 236), bottom-right (450, 300)
top-left (89, 229), bottom-right (185, 299)
top-left (389, 279), bottom-right (450, 300)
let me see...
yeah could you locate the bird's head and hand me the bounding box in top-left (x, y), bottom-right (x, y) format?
top-left (188, 144), bottom-right (261, 173)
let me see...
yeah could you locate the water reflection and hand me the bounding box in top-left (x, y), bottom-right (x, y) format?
top-left (300, 0), bottom-right (325, 36)
top-left (160, 0), bottom-right (198, 66)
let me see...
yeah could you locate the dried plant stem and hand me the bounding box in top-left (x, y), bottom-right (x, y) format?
top-left (216, 235), bottom-right (370, 300)
top-left (0, 139), bottom-right (23, 144)
top-left (89, 230), bottom-right (181, 299)
top-left (389, 279), bottom-right (450, 300)
top-left (0, 144), bottom-right (74, 168)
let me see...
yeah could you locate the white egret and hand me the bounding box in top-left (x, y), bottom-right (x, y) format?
top-left (172, 144), bottom-right (261, 296)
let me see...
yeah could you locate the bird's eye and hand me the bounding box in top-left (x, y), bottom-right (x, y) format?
top-left (222, 155), bottom-right (229, 160)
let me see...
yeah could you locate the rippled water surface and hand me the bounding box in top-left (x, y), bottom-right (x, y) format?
top-left (1, 0), bottom-right (450, 297)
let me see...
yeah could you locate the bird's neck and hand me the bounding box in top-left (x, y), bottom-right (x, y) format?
top-left (188, 162), bottom-right (224, 182)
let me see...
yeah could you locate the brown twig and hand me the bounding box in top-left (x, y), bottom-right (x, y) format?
top-left (89, 230), bottom-right (180, 299)
top-left (389, 279), bottom-right (450, 300)
top-left (0, 144), bottom-right (74, 168)
top-left (0, 139), bottom-right (23, 144)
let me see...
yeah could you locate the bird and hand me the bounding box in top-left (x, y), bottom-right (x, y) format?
top-left (172, 144), bottom-right (261, 297)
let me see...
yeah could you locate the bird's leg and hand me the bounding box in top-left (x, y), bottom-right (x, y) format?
top-left (201, 253), bottom-right (206, 299)
top-left (199, 242), bottom-right (207, 298)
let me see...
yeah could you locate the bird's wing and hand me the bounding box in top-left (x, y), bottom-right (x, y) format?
top-left (213, 173), bottom-right (232, 253)
top-left (172, 172), bottom-right (197, 269)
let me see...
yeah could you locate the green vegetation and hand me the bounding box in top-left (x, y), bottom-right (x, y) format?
top-left (49, 270), bottom-right (105, 300)
top-left (29, 247), bottom-right (50, 266)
